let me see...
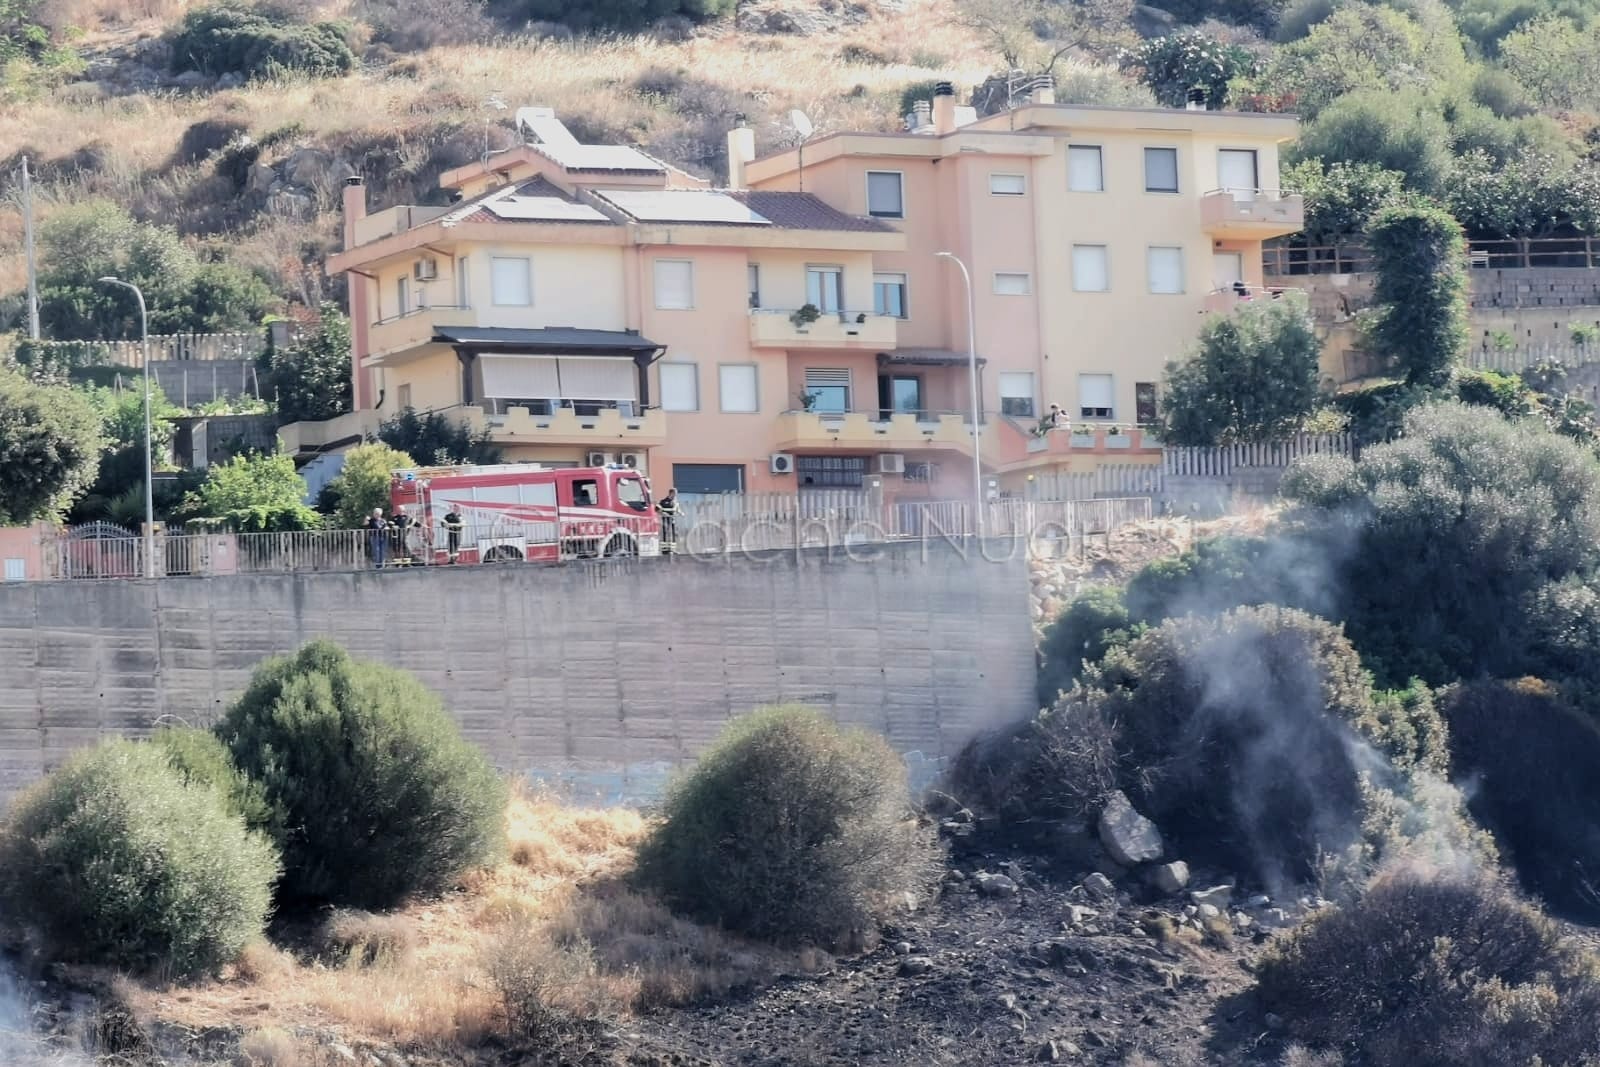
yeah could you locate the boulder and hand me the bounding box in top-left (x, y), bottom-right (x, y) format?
top-left (975, 872), bottom-right (1019, 898)
top-left (898, 956), bottom-right (933, 977)
top-left (1082, 872), bottom-right (1116, 898)
top-left (1132, 3), bottom-right (1178, 37)
top-left (1097, 791), bottom-right (1164, 865)
top-left (1151, 861), bottom-right (1189, 894)
top-left (1189, 884), bottom-right (1234, 910)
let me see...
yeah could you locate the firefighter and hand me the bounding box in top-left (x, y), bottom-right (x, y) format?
top-left (443, 506), bottom-right (465, 564)
top-left (655, 487), bottom-right (680, 556)
top-left (365, 508), bottom-right (388, 569)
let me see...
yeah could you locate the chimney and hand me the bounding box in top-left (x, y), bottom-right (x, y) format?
top-left (1032, 75), bottom-right (1055, 106)
top-left (341, 175), bottom-right (366, 247)
top-left (912, 100), bottom-right (932, 131)
top-left (727, 122), bottom-right (756, 190)
top-left (1185, 87), bottom-right (1206, 111)
top-left (933, 81), bottom-right (957, 135)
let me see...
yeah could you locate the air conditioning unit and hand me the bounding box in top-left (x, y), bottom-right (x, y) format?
top-left (618, 452), bottom-right (643, 470)
top-left (585, 450), bottom-right (610, 467)
top-left (413, 256), bottom-right (439, 282)
top-left (770, 452), bottom-right (795, 475)
top-left (877, 453), bottom-right (906, 474)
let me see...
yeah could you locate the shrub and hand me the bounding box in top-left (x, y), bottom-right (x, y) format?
top-left (1291, 89), bottom-right (1454, 195)
top-left (1036, 586), bottom-right (1141, 705)
top-left (324, 442), bottom-right (415, 528)
top-left (1441, 679), bottom-right (1600, 919)
top-left (318, 908), bottom-right (417, 967)
top-left (1121, 31), bottom-right (1258, 109)
top-left (0, 739), bottom-right (279, 977)
top-left (633, 706), bottom-right (937, 948)
top-left (1453, 367), bottom-right (1537, 417)
top-left (217, 640), bottom-right (507, 908)
top-left (1366, 202), bottom-right (1470, 386)
top-left (153, 724), bottom-right (271, 826)
top-left (168, 4), bottom-right (355, 81)
top-left (483, 918), bottom-right (616, 1048)
top-left (376, 407), bottom-right (499, 466)
top-left (261, 304), bottom-right (351, 427)
top-left (511, 0), bottom-right (733, 32)
top-left (1122, 534), bottom-right (1335, 626)
top-left (183, 452), bottom-right (319, 532)
top-left (0, 368), bottom-right (103, 523)
top-left (1256, 868), bottom-right (1600, 1067)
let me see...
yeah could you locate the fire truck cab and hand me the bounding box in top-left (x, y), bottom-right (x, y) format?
top-left (388, 463), bottom-right (661, 564)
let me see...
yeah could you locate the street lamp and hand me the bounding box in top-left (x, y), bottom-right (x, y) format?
top-left (934, 251), bottom-right (984, 537)
top-left (97, 277), bottom-right (155, 579)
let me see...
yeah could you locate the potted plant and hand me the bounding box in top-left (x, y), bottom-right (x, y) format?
top-left (798, 389), bottom-right (820, 412)
top-left (1106, 424), bottom-right (1131, 448)
top-left (1070, 424), bottom-right (1097, 448)
top-left (790, 304), bottom-right (821, 331)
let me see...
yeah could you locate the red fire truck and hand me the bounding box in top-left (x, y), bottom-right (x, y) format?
top-left (388, 463), bottom-right (661, 564)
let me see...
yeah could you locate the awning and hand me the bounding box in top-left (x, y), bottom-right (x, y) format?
top-left (437, 325), bottom-right (662, 354)
top-left (479, 355), bottom-right (638, 401)
top-left (877, 348), bottom-right (988, 367)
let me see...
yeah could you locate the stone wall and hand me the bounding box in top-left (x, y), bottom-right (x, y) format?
top-left (0, 543), bottom-right (1036, 804)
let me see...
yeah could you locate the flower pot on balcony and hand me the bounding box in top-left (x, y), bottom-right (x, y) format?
top-left (1070, 432), bottom-right (1097, 448)
top-left (1106, 428), bottom-right (1131, 449)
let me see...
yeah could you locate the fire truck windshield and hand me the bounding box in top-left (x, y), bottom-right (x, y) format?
top-left (616, 476), bottom-right (648, 511)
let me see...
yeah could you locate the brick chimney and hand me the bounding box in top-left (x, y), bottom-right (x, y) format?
top-left (341, 175), bottom-right (366, 247)
top-left (933, 81), bottom-right (957, 135)
top-left (341, 176), bottom-right (373, 411)
top-left (1033, 74), bottom-right (1055, 106)
top-left (727, 122), bottom-right (756, 190)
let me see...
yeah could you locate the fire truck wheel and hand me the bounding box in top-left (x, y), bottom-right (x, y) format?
top-left (602, 533), bottom-right (637, 558)
top-left (483, 545), bottom-right (523, 564)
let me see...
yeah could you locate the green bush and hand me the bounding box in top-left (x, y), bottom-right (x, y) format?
top-left (1366, 202), bottom-right (1470, 386)
top-left (1453, 367), bottom-right (1537, 417)
top-left (1256, 868), bottom-right (1600, 1067)
top-left (217, 640), bottom-right (506, 908)
top-left (1122, 534), bottom-right (1334, 626)
top-left (153, 724), bottom-right (271, 827)
top-left (169, 4), bottom-right (354, 81)
top-left (511, 0), bottom-right (734, 31)
top-left (324, 442), bottom-right (415, 528)
top-left (633, 706), bottom-right (936, 948)
top-left (1441, 679), bottom-right (1600, 919)
top-left (1036, 586), bottom-right (1141, 705)
top-left (0, 739), bottom-right (279, 977)
top-left (377, 407), bottom-right (500, 466)
top-left (0, 368), bottom-right (104, 524)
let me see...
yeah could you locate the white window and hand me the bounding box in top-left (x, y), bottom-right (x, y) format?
top-left (806, 266), bottom-right (843, 313)
top-left (456, 256), bottom-right (470, 307)
top-left (659, 362), bottom-right (699, 412)
top-left (3, 558), bottom-right (24, 582)
top-left (1072, 245), bottom-right (1109, 292)
top-left (866, 171), bottom-right (904, 218)
top-left (993, 272), bottom-right (1031, 296)
top-left (1212, 251), bottom-right (1245, 289)
top-left (1068, 145), bottom-right (1104, 192)
top-left (747, 263), bottom-right (760, 309)
top-left (1218, 149), bottom-right (1259, 201)
top-left (654, 259), bottom-right (694, 310)
top-left (998, 372), bottom-right (1036, 418)
top-left (1079, 373), bottom-right (1115, 419)
top-left (397, 384), bottom-right (412, 410)
top-left (396, 276), bottom-right (409, 317)
top-left (719, 364), bottom-right (759, 413)
top-left (1144, 147), bottom-right (1179, 193)
top-left (1147, 246), bottom-right (1185, 294)
top-left (873, 272), bottom-right (908, 318)
top-left (803, 367), bottom-right (851, 413)
top-left (990, 172), bottom-right (1026, 196)
top-left (490, 256), bottom-right (532, 306)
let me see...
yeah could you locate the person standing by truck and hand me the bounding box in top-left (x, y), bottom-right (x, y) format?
top-left (655, 487), bottom-right (680, 556)
top-left (365, 508), bottom-right (388, 569)
top-left (442, 506), bottom-right (465, 563)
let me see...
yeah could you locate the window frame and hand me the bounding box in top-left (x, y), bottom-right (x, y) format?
top-left (1071, 244), bottom-right (1111, 293)
top-left (989, 172), bottom-right (1027, 196)
top-left (718, 362), bottom-right (760, 414)
top-left (865, 169), bottom-right (906, 219)
top-left (1146, 245), bottom-right (1186, 295)
top-left (998, 371), bottom-right (1036, 419)
top-left (1067, 144), bottom-right (1105, 193)
top-left (659, 361), bottom-right (700, 413)
top-left (992, 272), bottom-right (1032, 296)
top-left (806, 264), bottom-right (845, 313)
top-left (489, 256), bottom-right (533, 307)
top-left (1078, 372), bottom-right (1116, 420)
top-left (653, 258), bottom-right (696, 311)
top-left (747, 263), bottom-right (760, 309)
top-left (873, 272), bottom-right (909, 319)
top-left (456, 255), bottom-right (471, 308)
top-left (1143, 146), bottom-right (1181, 194)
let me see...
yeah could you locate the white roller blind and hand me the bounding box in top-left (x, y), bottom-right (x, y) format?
top-left (720, 364), bottom-right (758, 412)
top-left (804, 368), bottom-right (851, 387)
top-left (490, 257), bottom-right (531, 306)
top-left (1147, 247), bottom-right (1184, 294)
top-left (1072, 245), bottom-right (1109, 292)
top-left (990, 173), bottom-right (1026, 195)
top-left (867, 171), bottom-right (904, 217)
top-left (1079, 373), bottom-right (1114, 411)
top-left (1068, 146), bottom-right (1103, 192)
top-left (481, 355), bottom-right (559, 398)
top-left (660, 363), bottom-right (698, 411)
top-left (1219, 149), bottom-right (1259, 201)
top-left (557, 357), bottom-right (637, 401)
top-left (994, 272), bottom-right (1031, 295)
top-left (998, 372), bottom-right (1034, 402)
top-left (1144, 147), bottom-right (1179, 193)
top-left (654, 259), bottom-right (694, 309)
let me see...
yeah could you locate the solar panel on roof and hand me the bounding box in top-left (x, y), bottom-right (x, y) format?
top-left (485, 196), bottom-right (609, 222)
top-left (598, 190), bottom-right (772, 225)
top-left (539, 143), bottom-right (664, 172)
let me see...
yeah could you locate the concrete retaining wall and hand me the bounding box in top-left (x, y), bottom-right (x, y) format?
top-left (0, 543), bottom-right (1036, 804)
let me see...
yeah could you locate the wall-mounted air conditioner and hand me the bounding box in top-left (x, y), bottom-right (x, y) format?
top-left (413, 257), bottom-right (439, 282)
top-left (770, 453), bottom-right (794, 475)
top-left (877, 453), bottom-right (906, 474)
top-left (585, 451), bottom-right (610, 467)
top-left (618, 452), bottom-right (643, 469)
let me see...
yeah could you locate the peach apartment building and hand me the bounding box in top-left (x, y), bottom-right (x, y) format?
top-left (297, 94), bottom-right (1300, 501)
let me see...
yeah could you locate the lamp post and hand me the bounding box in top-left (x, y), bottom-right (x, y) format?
top-left (935, 251), bottom-right (984, 537)
top-left (97, 277), bottom-right (154, 579)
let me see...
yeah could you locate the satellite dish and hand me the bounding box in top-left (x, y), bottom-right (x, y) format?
top-left (789, 109), bottom-right (814, 141)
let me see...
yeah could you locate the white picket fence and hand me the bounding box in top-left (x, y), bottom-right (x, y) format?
top-left (1163, 433), bottom-right (1357, 478)
top-left (1467, 343), bottom-right (1600, 374)
top-left (1022, 464), bottom-right (1164, 501)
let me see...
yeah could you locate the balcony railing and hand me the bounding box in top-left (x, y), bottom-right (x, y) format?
top-left (774, 409), bottom-right (985, 455)
top-left (1202, 284), bottom-right (1300, 313)
top-left (366, 305), bottom-right (475, 360)
top-left (462, 403), bottom-right (667, 445)
top-left (749, 309), bottom-right (898, 349)
top-left (1263, 237), bottom-right (1600, 277)
top-left (1200, 189), bottom-right (1305, 237)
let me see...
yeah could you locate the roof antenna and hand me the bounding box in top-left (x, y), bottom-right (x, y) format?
top-left (482, 95), bottom-right (508, 167)
top-left (788, 109), bottom-right (815, 193)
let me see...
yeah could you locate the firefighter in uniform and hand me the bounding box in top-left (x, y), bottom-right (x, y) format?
top-left (655, 488), bottom-right (680, 556)
top-left (443, 507), bottom-right (465, 564)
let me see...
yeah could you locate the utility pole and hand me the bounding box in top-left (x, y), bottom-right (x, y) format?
top-left (21, 156), bottom-right (39, 340)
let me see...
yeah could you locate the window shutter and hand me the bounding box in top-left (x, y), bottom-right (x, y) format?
top-left (867, 172), bottom-right (904, 216)
top-left (556, 357), bottom-right (637, 401)
top-left (993, 273), bottom-right (1031, 295)
top-left (990, 173), bottom-right (1026, 195)
top-left (1144, 148), bottom-right (1179, 192)
top-left (1072, 246), bottom-right (1109, 292)
top-left (654, 260), bottom-right (694, 309)
top-left (1068, 146), bottom-right (1103, 192)
top-left (481, 356), bottom-right (559, 398)
top-left (490, 257), bottom-right (531, 306)
top-left (1079, 374), bottom-right (1115, 413)
top-left (720, 365), bottom-right (759, 412)
top-left (804, 368), bottom-right (851, 388)
top-left (660, 363), bottom-right (698, 411)
top-left (1147, 247), bottom-right (1184, 294)
top-left (998, 372), bottom-right (1034, 402)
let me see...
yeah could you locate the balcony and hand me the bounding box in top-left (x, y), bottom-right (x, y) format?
top-left (367, 306), bottom-right (476, 362)
top-left (774, 410), bottom-right (987, 456)
top-left (749, 310), bottom-right (898, 350)
top-left (351, 204), bottom-right (452, 246)
top-left (1200, 189), bottom-right (1305, 239)
top-left (1203, 284), bottom-right (1301, 314)
top-left (460, 403), bottom-right (667, 447)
